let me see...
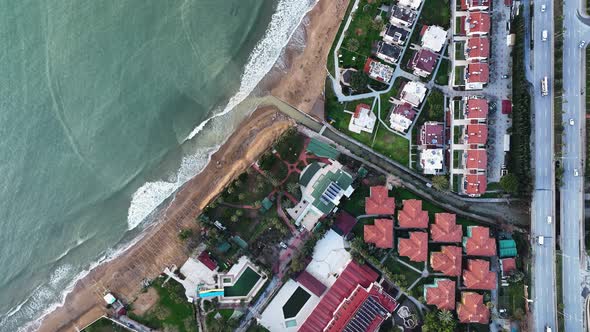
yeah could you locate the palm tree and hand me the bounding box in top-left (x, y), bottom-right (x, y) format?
top-left (230, 215), bottom-right (238, 222)
top-left (438, 309), bottom-right (453, 323)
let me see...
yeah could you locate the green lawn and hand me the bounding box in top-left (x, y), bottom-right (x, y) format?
top-left (454, 66), bottom-right (465, 86)
top-left (82, 318), bottom-right (130, 332)
top-left (379, 78), bottom-right (408, 112)
top-left (342, 184), bottom-right (370, 217)
top-left (224, 267), bottom-right (262, 297)
top-left (338, 47), bottom-right (370, 72)
top-left (274, 131), bottom-right (305, 163)
top-left (128, 279), bottom-right (197, 332)
top-left (383, 257), bottom-right (422, 288)
top-left (372, 126), bottom-right (410, 166)
top-left (454, 41), bottom-right (466, 60)
top-left (435, 59), bottom-right (451, 85)
top-left (341, 0), bottom-right (389, 58)
top-left (421, 0), bottom-right (451, 28)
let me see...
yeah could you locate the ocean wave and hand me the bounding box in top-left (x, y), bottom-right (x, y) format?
top-left (126, 0), bottom-right (317, 230)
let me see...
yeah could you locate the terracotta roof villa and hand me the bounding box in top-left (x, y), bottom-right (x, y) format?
top-left (466, 37), bottom-right (490, 61)
top-left (324, 283), bottom-right (399, 332)
top-left (364, 219), bottom-right (394, 249)
top-left (465, 97), bottom-right (489, 119)
top-left (466, 124), bottom-right (488, 145)
top-left (463, 259), bottom-right (497, 290)
top-left (410, 49), bottom-right (439, 77)
top-left (397, 199), bottom-right (429, 228)
top-left (457, 292), bottom-right (490, 324)
top-left (430, 245), bottom-right (462, 276)
top-left (464, 226), bottom-right (496, 256)
top-left (431, 213), bottom-right (462, 243)
top-left (299, 261), bottom-right (380, 332)
top-left (465, 12), bottom-right (491, 36)
top-left (465, 174), bottom-right (488, 197)
top-left (500, 258), bottom-right (517, 277)
top-left (365, 185), bottom-right (396, 215)
top-left (424, 279), bottom-right (456, 310)
top-left (466, 149), bottom-right (487, 170)
top-left (398, 232), bottom-right (428, 262)
top-left (419, 121), bottom-right (444, 146)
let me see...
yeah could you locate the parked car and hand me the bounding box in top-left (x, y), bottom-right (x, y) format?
top-left (574, 168), bottom-right (579, 177)
top-left (541, 4), bottom-right (546, 12)
top-left (279, 241), bottom-right (288, 249)
top-left (579, 41), bottom-right (586, 48)
top-left (501, 74), bottom-right (510, 79)
top-left (569, 118), bottom-right (575, 126)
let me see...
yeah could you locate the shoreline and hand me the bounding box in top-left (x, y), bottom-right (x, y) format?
top-left (35, 0), bottom-right (349, 331)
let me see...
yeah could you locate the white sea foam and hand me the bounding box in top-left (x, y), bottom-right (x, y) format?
top-left (126, 0), bottom-right (317, 230)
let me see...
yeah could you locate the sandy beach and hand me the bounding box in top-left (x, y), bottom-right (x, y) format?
top-left (36, 0), bottom-right (349, 331)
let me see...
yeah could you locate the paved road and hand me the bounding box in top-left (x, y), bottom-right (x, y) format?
top-left (529, 0), bottom-right (558, 329)
top-left (560, 0), bottom-right (590, 328)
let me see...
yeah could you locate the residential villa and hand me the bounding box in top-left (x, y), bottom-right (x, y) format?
top-left (410, 48), bottom-right (439, 77)
top-left (389, 5), bottom-right (417, 28)
top-left (463, 259), bottom-right (497, 290)
top-left (376, 41), bottom-right (403, 65)
top-left (365, 185), bottom-right (396, 215)
top-left (464, 226), bottom-right (497, 256)
top-left (431, 213), bottom-right (463, 243)
top-left (398, 199), bottom-right (429, 228)
top-left (465, 62), bottom-right (489, 90)
top-left (464, 174), bottom-right (488, 197)
top-left (466, 37), bottom-right (490, 61)
top-left (424, 279), bottom-right (456, 310)
top-left (398, 0), bottom-right (423, 10)
top-left (466, 149), bottom-right (487, 171)
top-left (430, 245), bottom-right (463, 276)
top-left (466, 123), bottom-right (488, 145)
top-left (287, 161), bottom-right (354, 230)
top-left (364, 58), bottom-right (395, 82)
top-left (389, 103), bottom-right (417, 133)
top-left (465, 12), bottom-right (491, 36)
top-left (364, 219), bottom-right (394, 249)
top-left (398, 231), bottom-right (428, 262)
top-left (461, 0), bottom-right (491, 10)
top-left (399, 81), bottom-right (428, 107)
top-left (457, 292), bottom-right (490, 324)
top-left (420, 25), bottom-right (448, 53)
top-left (420, 148), bottom-right (444, 174)
top-left (348, 103), bottom-right (376, 134)
top-left (382, 24), bottom-right (410, 45)
top-left (419, 121), bottom-right (445, 147)
top-left (465, 97), bottom-right (489, 120)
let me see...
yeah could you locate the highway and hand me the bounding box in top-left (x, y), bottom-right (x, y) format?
top-left (530, 0), bottom-right (558, 330)
top-left (560, 0), bottom-right (590, 328)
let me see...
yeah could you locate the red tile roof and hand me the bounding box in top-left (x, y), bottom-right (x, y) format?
top-left (299, 261), bottom-right (379, 332)
top-left (463, 259), bottom-right (497, 290)
top-left (501, 258), bottom-right (517, 275)
top-left (457, 292), bottom-right (490, 324)
top-left (197, 251), bottom-right (217, 271)
top-left (296, 270), bottom-right (328, 297)
top-left (431, 213), bottom-right (463, 243)
top-left (466, 149), bottom-right (487, 170)
top-left (465, 174), bottom-right (487, 195)
top-left (465, 226), bottom-right (496, 256)
top-left (502, 100), bottom-right (512, 114)
top-left (430, 246), bottom-right (462, 276)
top-left (333, 210), bottom-right (357, 236)
top-left (466, 12), bottom-right (491, 34)
top-left (398, 232), bottom-right (428, 262)
top-left (324, 283), bottom-right (398, 332)
top-left (420, 122), bottom-right (444, 146)
top-left (425, 279), bottom-right (456, 310)
top-left (354, 103), bottom-right (372, 118)
top-left (364, 219), bottom-right (394, 248)
top-left (466, 98), bottom-right (488, 119)
top-left (392, 102), bottom-right (417, 120)
top-left (467, 124), bottom-right (488, 145)
top-left (461, 0), bottom-right (491, 9)
top-left (398, 199), bottom-right (429, 228)
top-left (467, 37), bottom-right (490, 59)
top-left (365, 186), bottom-right (396, 215)
top-left (466, 63), bottom-right (490, 83)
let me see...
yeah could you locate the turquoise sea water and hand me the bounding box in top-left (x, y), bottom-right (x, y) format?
top-left (0, 0), bottom-right (315, 330)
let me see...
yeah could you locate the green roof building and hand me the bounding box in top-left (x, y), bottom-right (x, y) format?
top-left (306, 138), bottom-right (339, 159)
top-left (499, 239), bottom-right (517, 258)
top-left (286, 160), bottom-right (354, 230)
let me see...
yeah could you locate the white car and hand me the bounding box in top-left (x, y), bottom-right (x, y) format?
top-left (574, 169), bottom-right (580, 176)
top-left (279, 241), bottom-right (288, 249)
top-left (579, 41), bottom-right (586, 48)
top-left (541, 4), bottom-right (546, 12)
top-left (569, 118), bottom-right (575, 126)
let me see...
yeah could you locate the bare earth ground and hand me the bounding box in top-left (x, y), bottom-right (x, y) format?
top-left (36, 0), bottom-right (349, 330)
top-left (130, 288), bottom-right (159, 316)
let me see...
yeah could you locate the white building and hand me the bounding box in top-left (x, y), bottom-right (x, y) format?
top-left (420, 149), bottom-right (444, 174)
top-left (398, 0), bottom-right (423, 10)
top-left (421, 25), bottom-right (448, 53)
top-left (287, 161), bottom-right (354, 230)
top-left (400, 81), bottom-right (428, 107)
top-left (348, 103), bottom-right (376, 134)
